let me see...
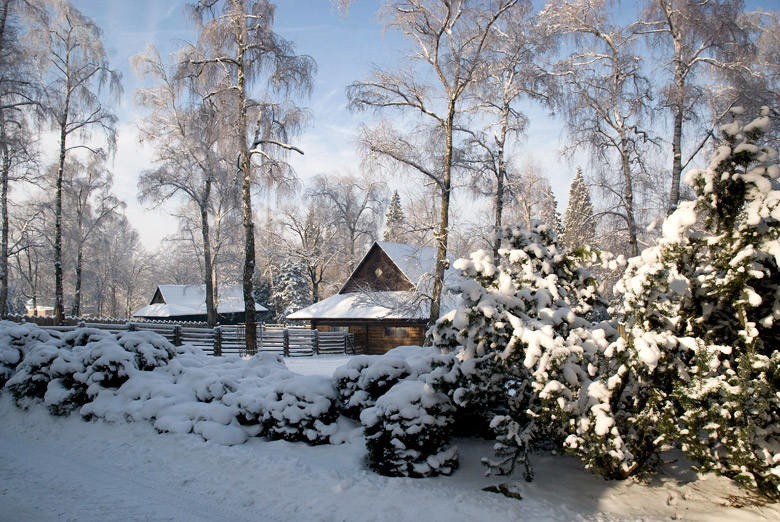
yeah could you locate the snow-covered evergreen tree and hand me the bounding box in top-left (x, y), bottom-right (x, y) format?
top-left (432, 222), bottom-right (610, 479)
top-left (539, 186), bottom-right (563, 235)
top-left (272, 261), bottom-right (311, 323)
top-left (383, 190), bottom-right (406, 242)
top-left (572, 108), bottom-right (779, 497)
top-left (562, 168), bottom-right (595, 250)
top-left (252, 277), bottom-right (275, 323)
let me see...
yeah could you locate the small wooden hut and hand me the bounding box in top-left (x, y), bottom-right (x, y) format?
top-left (287, 242), bottom-right (461, 354)
top-left (133, 284), bottom-right (267, 324)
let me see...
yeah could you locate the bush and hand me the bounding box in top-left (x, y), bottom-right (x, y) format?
top-left (5, 342), bottom-right (62, 406)
top-left (261, 375), bottom-right (340, 444)
top-left (334, 353), bottom-right (410, 419)
top-left (116, 331), bottom-right (177, 370)
top-left (361, 380), bottom-right (458, 477)
top-left (0, 321), bottom-right (56, 387)
top-left (3, 325), bottom-right (180, 416)
top-left (333, 355), bottom-right (381, 418)
top-left (333, 346), bottom-right (457, 420)
top-left (0, 321), bottom-right (53, 388)
top-left (600, 108), bottom-right (780, 498)
top-left (431, 224), bottom-right (611, 478)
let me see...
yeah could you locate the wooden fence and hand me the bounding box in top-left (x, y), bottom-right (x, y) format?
top-left (4, 315), bottom-right (355, 357)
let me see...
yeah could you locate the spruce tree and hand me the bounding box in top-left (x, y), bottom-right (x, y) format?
top-left (572, 108), bottom-right (779, 497)
top-left (272, 261), bottom-right (311, 323)
top-left (562, 168), bottom-right (595, 250)
top-left (539, 186), bottom-right (563, 235)
top-left (383, 190), bottom-right (406, 242)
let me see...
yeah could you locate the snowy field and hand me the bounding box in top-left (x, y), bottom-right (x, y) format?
top-left (1, 355), bottom-right (778, 522)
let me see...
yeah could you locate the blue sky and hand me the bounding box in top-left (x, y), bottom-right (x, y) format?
top-left (66, 0), bottom-right (776, 251)
top-left (67, 1), bottom-right (423, 248)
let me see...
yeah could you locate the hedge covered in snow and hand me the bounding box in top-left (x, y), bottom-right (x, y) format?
top-left (0, 321), bottom-right (340, 446)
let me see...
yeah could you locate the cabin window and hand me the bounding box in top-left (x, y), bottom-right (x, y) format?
top-left (374, 268), bottom-right (383, 278)
top-left (329, 326), bottom-right (349, 333)
top-left (384, 326), bottom-right (408, 338)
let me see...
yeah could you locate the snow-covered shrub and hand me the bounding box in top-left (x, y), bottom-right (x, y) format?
top-left (333, 352), bottom-right (410, 418)
top-left (260, 375), bottom-right (340, 444)
top-left (0, 321), bottom-right (56, 387)
top-left (0, 322), bottom-right (349, 447)
top-left (582, 108), bottom-right (780, 497)
top-left (46, 330), bottom-right (178, 416)
top-left (431, 223), bottom-right (611, 479)
top-left (83, 351), bottom-right (294, 445)
top-left (2, 324), bottom-right (179, 416)
top-left (5, 341), bottom-right (62, 406)
top-left (333, 346), bottom-right (456, 420)
top-left (116, 331), bottom-right (177, 370)
top-left (361, 380), bottom-right (458, 477)
top-left (59, 328), bottom-right (115, 349)
top-left (83, 349), bottom-right (341, 446)
top-left (563, 326), bottom-right (670, 479)
top-left (333, 355), bottom-right (381, 418)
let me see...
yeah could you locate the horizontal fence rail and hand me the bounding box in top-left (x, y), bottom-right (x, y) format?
top-left (4, 315), bottom-right (355, 358)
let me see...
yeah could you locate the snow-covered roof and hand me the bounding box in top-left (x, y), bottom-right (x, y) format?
top-left (133, 284), bottom-right (267, 318)
top-left (286, 288), bottom-right (462, 321)
top-left (287, 291), bottom-right (428, 321)
top-left (291, 241), bottom-right (464, 322)
top-left (376, 241), bottom-right (438, 287)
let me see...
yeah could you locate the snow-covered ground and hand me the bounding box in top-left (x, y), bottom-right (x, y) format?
top-left (284, 355), bottom-right (352, 377)
top-left (1, 354), bottom-right (777, 522)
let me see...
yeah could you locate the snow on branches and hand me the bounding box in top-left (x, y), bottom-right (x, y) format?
top-left (610, 107), bottom-right (779, 498)
top-left (431, 223), bottom-right (612, 479)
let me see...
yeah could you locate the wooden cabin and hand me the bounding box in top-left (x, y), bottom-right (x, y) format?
top-left (287, 242), bottom-right (460, 354)
top-left (133, 284), bottom-right (267, 324)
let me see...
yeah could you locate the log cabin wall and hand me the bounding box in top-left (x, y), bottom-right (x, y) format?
top-left (312, 320), bottom-right (426, 354)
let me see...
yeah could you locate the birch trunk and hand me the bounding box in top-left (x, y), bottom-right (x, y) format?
top-left (200, 197), bottom-right (217, 327)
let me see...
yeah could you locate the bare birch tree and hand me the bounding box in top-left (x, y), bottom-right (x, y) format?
top-left (280, 203), bottom-right (340, 304)
top-left (348, 0), bottom-right (518, 325)
top-left (308, 172), bottom-right (386, 272)
top-left (28, 0), bottom-right (120, 323)
top-left (541, 0), bottom-right (655, 257)
top-left (186, 0), bottom-right (314, 352)
top-left (459, 0), bottom-right (553, 257)
top-left (135, 45), bottom-right (236, 327)
top-left (0, 0), bottom-right (40, 317)
top-left (719, 10), bottom-right (779, 126)
top-left (62, 156), bottom-right (121, 316)
top-left (639, 0), bottom-right (749, 212)
top-left (504, 160), bottom-right (548, 230)
top-left (10, 204), bottom-right (48, 315)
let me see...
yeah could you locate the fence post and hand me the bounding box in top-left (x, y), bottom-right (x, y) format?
top-left (213, 326), bottom-right (222, 357)
top-left (312, 329), bottom-right (319, 356)
top-left (283, 328), bottom-right (289, 357)
top-left (173, 325), bottom-right (182, 346)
